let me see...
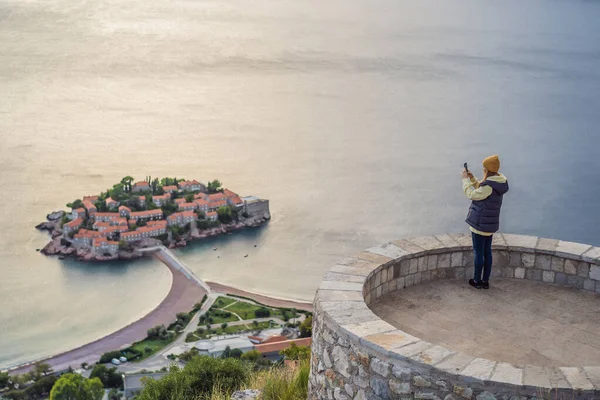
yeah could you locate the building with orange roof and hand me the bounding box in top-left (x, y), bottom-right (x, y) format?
top-left (147, 220), bottom-right (168, 228)
top-left (208, 199), bottom-right (227, 211)
top-left (109, 218), bottom-right (128, 226)
top-left (105, 197), bottom-right (120, 209)
top-left (103, 226), bottom-right (128, 236)
top-left (253, 338), bottom-right (312, 356)
top-left (152, 194), bottom-right (171, 207)
top-left (206, 211), bottom-right (218, 222)
top-left (167, 211), bottom-right (196, 227)
top-left (119, 205), bottom-right (131, 217)
top-left (194, 199), bottom-right (209, 214)
top-left (179, 180), bottom-right (205, 192)
top-left (83, 199), bottom-right (97, 214)
top-left (208, 193), bottom-right (227, 203)
top-left (73, 229), bottom-right (105, 249)
top-left (121, 231), bottom-right (141, 242)
top-left (92, 237), bottom-right (119, 256)
top-left (129, 209), bottom-right (163, 221)
top-left (71, 208), bottom-right (86, 220)
top-left (121, 222), bottom-right (167, 241)
top-left (194, 193), bottom-right (208, 201)
top-left (162, 185), bottom-right (178, 193)
top-left (261, 335), bottom-right (288, 344)
top-left (224, 189), bottom-right (244, 208)
top-left (63, 218), bottom-right (83, 235)
top-left (94, 212), bottom-right (121, 222)
top-left (174, 198), bottom-right (186, 205)
top-left (178, 202), bottom-right (197, 212)
top-left (132, 181), bottom-right (150, 193)
top-left (83, 195), bottom-right (99, 202)
top-left (92, 221), bottom-right (111, 232)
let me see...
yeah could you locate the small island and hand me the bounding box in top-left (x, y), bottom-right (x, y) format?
top-left (36, 176), bottom-right (270, 262)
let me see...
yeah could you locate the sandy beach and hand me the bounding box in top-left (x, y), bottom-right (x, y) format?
top-left (7, 266), bottom-right (312, 375)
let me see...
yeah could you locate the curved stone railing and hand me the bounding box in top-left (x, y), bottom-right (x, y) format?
top-left (308, 234), bottom-right (600, 400)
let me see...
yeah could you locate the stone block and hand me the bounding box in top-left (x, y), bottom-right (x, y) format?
top-left (332, 346), bottom-right (351, 378)
top-left (407, 236), bottom-right (445, 252)
top-left (502, 234), bottom-right (538, 251)
top-left (514, 267), bottom-right (525, 279)
top-left (582, 366), bottom-right (600, 389)
top-left (438, 253), bottom-right (451, 269)
top-left (448, 233), bottom-right (473, 248)
top-left (392, 239), bottom-right (427, 255)
top-left (521, 253), bottom-right (535, 268)
top-left (421, 270), bottom-right (431, 283)
top-left (416, 345), bottom-right (456, 366)
top-left (319, 290), bottom-right (364, 302)
top-left (542, 270), bottom-right (555, 283)
top-left (492, 233), bottom-right (508, 249)
top-left (460, 358), bottom-right (496, 382)
top-left (566, 275), bottom-right (584, 289)
top-left (491, 363), bottom-right (523, 386)
top-left (555, 240), bottom-right (592, 258)
top-left (551, 256), bottom-right (565, 272)
top-left (396, 260), bottom-right (408, 278)
top-left (376, 286), bottom-right (381, 299)
top-left (578, 262), bottom-right (590, 277)
top-left (381, 268), bottom-right (388, 283)
top-left (334, 387), bottom-right (348, 400)
top-left (390, 340), bottom-right (433, 358)
top-left (341, 319), bottom-right (396, 339)
top-left (319, 281), bottom-right (364, 291)
top-left (324, 272), bottom-right (367, 283)
top-left (375, 271), bottom-right (382, 287)
top-left (392, 365), bottom-right (412, 380)
top-left (409, 258), bottom-right (418, 274)
top-left (508, 251), bottom-right (521, 267)
top-left (451, 252), bottom-right (463, 267)
top-left (463, 251), bottom-right (474, 265)
top-left (414, 392), bottom-right (440, 400)
top-left (366, 242), bottom-right (409, 260)
top-left (563, 259), bottom-right (578, 275)
top-left (501, 266), bottom-right (514, 278)
top-left (536, 238), bottom-right (559, 253)
top-left (405, 274), bottom-right (414, 288)
top-left (354, 251), bottom-right (396, 265)
top-left (414, 272), bottom-right (422, 285)
top-left (344, 384), bottom-right (354, 397)
top-left (389, 379), bottom-right (411, 395)
top-left (413, 375), bottom-right (432, 387)
top-left (434, 233), bottom-right (462, 248)
top-left (590, 265), bottom-right (600, 281)
top-left (362, 330), bottom-right (419, 353)
top-left (418, 257), bottom-right (428, 272)
top-left (491, 267), bottom-right (502, 278)
top-left (396, 276), bottom-right (405, 289)
top-left (330, 263), bottom-right (377, 278)
top-left (427, 255), bottom-right (438, 271)
top-left (475, 392), bottom-right (496, 400)
top-left (559, 367), bottom-right (595, 390)
top-left (526, 268), bottom-right (542, 281)
top-left (555, 272), bottom-right (567, 286)
top-left (581, 246), bottom-right (600, 264)
top-left (522, 366), bottom-right (562, 389)
top-left (370, 358), bottom-right (390, 377)
top-left (492, 251), bottom-right (509, 268)
top-left (382, 282), bottom-right (389, 295)
top-left (535, 254), bottom-right (552, 270)
top-left (370, 376), bottom-right (390, 398)
top-left (452, 385), bottom-right (473, 399)
top-left (584, 279), bottom-right (596, 292)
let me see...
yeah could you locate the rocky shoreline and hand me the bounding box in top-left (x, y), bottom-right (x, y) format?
top-left (36, 212), bottom-right (269, 262)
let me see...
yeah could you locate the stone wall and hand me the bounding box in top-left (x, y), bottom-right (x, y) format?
top-left (309, 234), bottom-right (600, 400)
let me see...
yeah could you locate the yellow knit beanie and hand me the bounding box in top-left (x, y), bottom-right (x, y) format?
top-left (482, 155), bottom-right (500, 173)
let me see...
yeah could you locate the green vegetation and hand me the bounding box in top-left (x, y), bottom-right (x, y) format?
top-left (135, 356), bottom-right (249, 399)
top-left (0, 362), bottom-right (57, 400)
top-left (299, 315), bottom-right (312, 338)
top-left (49, 373), bottom-right (103, 400)
top-left (135, 350), bottom-right (310, 400)
top-left (207, 179), bottom-right (223, 193)
top-left (193, 321), bottom-right (275, 340)
top-left (89, 364), bottom-right (123, 389)
top-left (129, 338), bottom-right (175, 361)
top-left (213, 296), bottom-right (236, 308)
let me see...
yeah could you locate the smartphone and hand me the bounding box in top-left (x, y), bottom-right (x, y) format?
top-left (464, 162), bottom-right (469, 172)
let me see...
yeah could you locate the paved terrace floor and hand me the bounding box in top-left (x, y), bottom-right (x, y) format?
top-left (370, 278), bottom-right (600, 367)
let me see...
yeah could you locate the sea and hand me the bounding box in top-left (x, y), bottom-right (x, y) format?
top-left (1, 0), bottom-right (599, 370)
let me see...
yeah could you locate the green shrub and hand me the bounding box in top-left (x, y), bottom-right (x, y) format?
top-left (135, 356), bottom-right (249, 399)
top-left (260, 359), bottom-right (310, 400)
top-left (99, 350), bottom-right (123, 364)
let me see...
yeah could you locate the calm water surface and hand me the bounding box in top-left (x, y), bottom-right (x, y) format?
top-left (1, 0), bottom-right (599, 369)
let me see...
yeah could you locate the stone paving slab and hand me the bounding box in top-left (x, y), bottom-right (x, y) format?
top-left (582, 247), bottom-right (600, 264)
top-left (365, 243), bottom-right (409, 260)
top-left (502, 234), bottom-right (538, 252)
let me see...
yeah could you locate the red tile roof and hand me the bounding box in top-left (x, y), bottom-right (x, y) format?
top-left (119, 205), bottom-right (131, 213)
top-left (147, 220), bottom-right (168, 228)
top-left (178, 202), bottom-right (197, 210)
top-left (206, 211), bottom-right (218, 218)
top-left (93, 221), bottom-right (110, 228)
top-left (74, 229), bottom-right (104, 239)
top-left (194, 193), bottom-right (208, 200)
top-left (208, 193), bottom-right (227, 202)
top-left (134, 181), bottom-right (149, 187)
top-left (65, 218), bottom-right (83, 228)
top-left (74, 208), bottom-right (85, 213)
top-left (163, 185), bottom-right (178, 192)
top-left (94, 212), bottom-right (120, 219)
top-left (175, 198), bottom-right (186, 204)
top-left (194, 199), bottom-right (209, 207)
top-left (83, 199), bottom-right (96, 212)
top-left (83, 196), bottom-right (99, 201)
top-left (209, 199), bottom-right (227, 208)
top-left (261, 335), bottom-right (288, 344)
top-left (254, 338), bottom-right (312, 354)
top-left (130, 210), bottom-right (164, 218)
top-left (106, 197), bottom-right (118, 204)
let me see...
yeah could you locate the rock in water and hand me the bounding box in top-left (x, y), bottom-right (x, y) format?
top-left (231, 389), bottom-right (261, 400)
top-left (47, 211), bottom-right (65, 221)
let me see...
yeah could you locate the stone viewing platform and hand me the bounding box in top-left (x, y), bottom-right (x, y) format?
top-left (308, 234), bottom-right (600, 399)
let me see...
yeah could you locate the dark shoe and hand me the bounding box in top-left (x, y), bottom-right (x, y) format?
top-left (469, 279), bottom-right (483, 289)
top-left (481, 281), bottom-right (490, 289)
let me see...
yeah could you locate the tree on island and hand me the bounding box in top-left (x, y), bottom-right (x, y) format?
top-left (89, 364), bottom-right (123, 389)
top-left (207, 179), bottom-right (222, 193)
top-left (66, 199), bottom-right (84, 209)
top-left (217, 206), bottom-right (233, 223)
top-left (120, 176), bottom-right (134, 193)
top-left (49, 373), bottom-right (103, 400)
top-left (184, 193), bottom-right (195, 202)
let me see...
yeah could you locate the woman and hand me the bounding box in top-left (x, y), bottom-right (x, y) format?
top-left (461, 155), bottom-right (509, 289)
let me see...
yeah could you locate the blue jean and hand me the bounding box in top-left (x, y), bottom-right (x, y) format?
top-left (472, 232), bottom-right (493, 282)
